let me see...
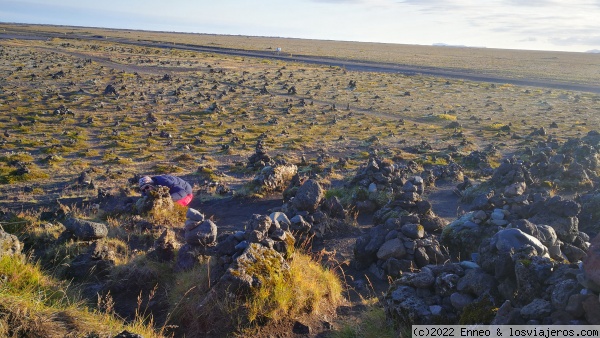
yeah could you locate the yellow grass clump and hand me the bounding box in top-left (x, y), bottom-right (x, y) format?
top-left (437, 113), bottom-right (457, 121)
top-left (0, 255), bottom-right (161, 338)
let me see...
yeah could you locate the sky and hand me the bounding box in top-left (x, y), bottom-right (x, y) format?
top-left (1, 0), bottom-right (600, 53)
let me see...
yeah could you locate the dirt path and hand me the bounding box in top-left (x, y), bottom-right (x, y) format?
top-left (425, 180), bottom-right (467, 222)
top-left (190, 194), bottom-right (283, 233)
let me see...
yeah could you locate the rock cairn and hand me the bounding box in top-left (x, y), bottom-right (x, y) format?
top-left (247, 139), bottom-right (274, 169)
top-left (176, 208), bottom-right (217, 271)
top-left (248, 140), bottom-right (298, 194)
top-left (346, 157), bottom-right (458, 278)
top-left (252, 164), bottom-right (298, 194)
top-left (354, 174), bottom-right (449, 278)
top-left (385, 232), bottom-right (600, 326)
top-left (384, 131), bottom-right (600, 326)
top-left (176, 209), bottom-right (295, 274)
top-left (348, 158), bottom-right (418, 213)
top-left (277, 178), bottom-right (349, 239)
top-left (348, 157), bottom-right (464, 213)
top-left (54, 217), bottom-right (114, 282)
top-left (135, 185), bottom-right (173, 214)
top-left (442, 159), bottom-right (588, 263)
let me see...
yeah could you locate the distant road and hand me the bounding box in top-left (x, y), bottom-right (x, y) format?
top-left (2, 31), bottom-right (599, 94)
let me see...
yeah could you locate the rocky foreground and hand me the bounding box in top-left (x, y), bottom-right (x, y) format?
top-left (2, 132), bottom-right (600, 336)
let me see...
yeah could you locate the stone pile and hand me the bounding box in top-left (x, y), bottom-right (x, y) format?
top-left (215, 213), bottom-right (295, 261)
top-left (103, 84), bottom-right (118, 96)
top-left (491, 131), bottom-right (600, 192)
top-left (384, 245), bottom-right (600, 326)
top-left (176, 209), bottom-right (296, 273)
top-left (348, 157), bottom-right (464, 213)
top-left (462, 150), bottom-right (496, 176)
top-left (252, 164), bottom-right (298, 194)
top-left (354, 174), bottom-right (449, 278)
top-left (333, 157), bottom-right (453, 278)
top-left (135, 185), bottom-right (173, 214)
top-left (385, 227), bottom-right (600, 326)
top-left (65, 241), bottom-right (116, 282)
top-left (247, 140), bottom-right (298, 194)
top-left (53, 217), bottom-right (116, 282)
top-left (150, 228), bottom-right (181, 262)
top-left (442, 160), bottom-right (589, 263)
top-left (383, 131), bottom-right (600, 327)
top-left (421, 162), bottom-right (464, 186)
top-left (53, 105), bottom-right (74, 116)
top-left (176, 208), bottom-right (217, 270)
top-left (247, 139), bottom-right (274, 169)
top-left (349, 157), bottom-right (419, 213)
top-left (277, 178), bottom-right (349, 239)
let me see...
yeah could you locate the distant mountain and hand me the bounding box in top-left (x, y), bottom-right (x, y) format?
top-left (586, 49), bottom-right (600, 53)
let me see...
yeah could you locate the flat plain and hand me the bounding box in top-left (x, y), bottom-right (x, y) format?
top-left (1, 23), bottom-right (599, 205)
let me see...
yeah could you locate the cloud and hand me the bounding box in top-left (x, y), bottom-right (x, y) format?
top-left (307, 0), bottom-right (395, 4)
top-left (397, 0), bottom-right (464, 11)
top-left (306, 0), bottom-right (402, 10)
top-left (550, 35), bottom-right (600, 46)
top-left (519, 37), bottom-right (538, 42)
top-left (308, 0), bottom-right (363, 3)
top-left (502, 0), bottom-right (558, 6)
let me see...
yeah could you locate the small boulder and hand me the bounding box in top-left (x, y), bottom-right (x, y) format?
top-left (520, 298), bottom-right (552, 320)
top-left (63, 218), bottom-right (108, 241)
top-left (290, 215), bottom-right (312, 233)
top-left (152, 229), bottom-right (181, 262)
top-left (491, 228), bottom-right (549, 258)
top-left (377, 238), bottom-right (407, 260)
top-left (450, 292), bottom-right (474, 310)
top-left (583, 233), bottom-right (600, 286)
top-left (0, 230), bottom-right (21, 257)
top-left (186, 208), bottom-right (205, 221)
top-left (185, 220), bottom-right (217, 246)
top-left (401, 223), bottom-right (424, 239)
top-left (270, 212), bottom-right (291, 230)
top-left (293, 179), bottom-right (324, 212)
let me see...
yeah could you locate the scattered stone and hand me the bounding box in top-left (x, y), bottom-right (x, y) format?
top-left (520, 298), bottom-right (552, 320)
top-left (113, 330), bottom-right (143, 338)
top-left (583, 233), bottom-right (600, 286)
top-left (185, 220), bottom-right (218, 246)
top-left (151, 229), bottom-right (181, 262)
top-left (0, 229), bottom-right (21, 257)
top-left (62, 217), bottom-right (108, 241)
top-left (292, 321), bottom-right (311, 334)
top-left (187, 208), bottom-right (205, 222)
top-left (293, 179), bottom-right (324, 212)
top-left (377, 238), bottom-right (406, 260)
